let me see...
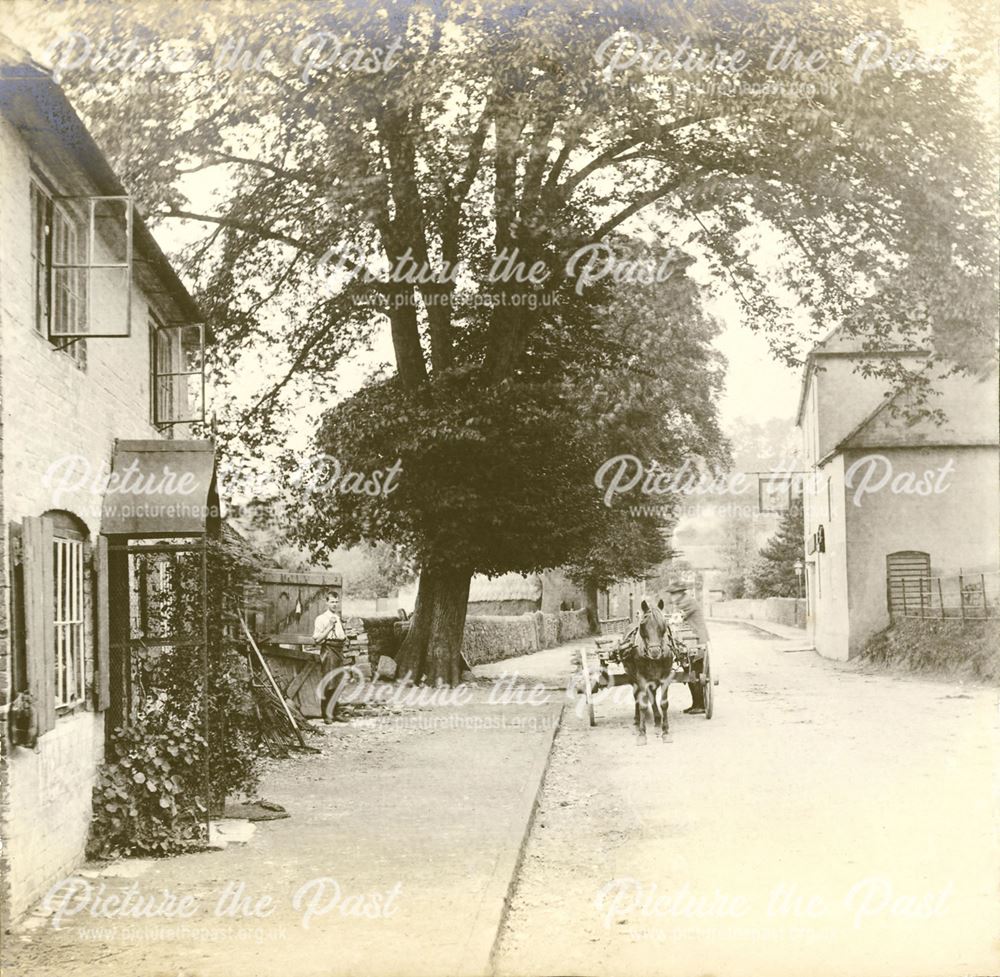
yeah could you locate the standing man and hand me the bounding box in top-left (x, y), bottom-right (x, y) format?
top-left (313, 591), bottom-right (347, 643)
top-left (666, 579), bottom-right (709, 715)
top-left (313, 591), bottom-right (347, 722)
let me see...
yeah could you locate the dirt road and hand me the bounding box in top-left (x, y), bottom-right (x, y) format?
top-left (493, 620), bottom-right (999, 977)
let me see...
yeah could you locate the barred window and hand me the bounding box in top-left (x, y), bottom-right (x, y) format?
top-left (53, 535), bottom-right (86, 707)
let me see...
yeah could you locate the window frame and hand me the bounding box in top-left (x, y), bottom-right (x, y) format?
top-left (29, 176), bottom-right (88, 367)
top-left (150, 315), bottom-right (206, 427)
top-left (48, 193), bottom-right (134, 339)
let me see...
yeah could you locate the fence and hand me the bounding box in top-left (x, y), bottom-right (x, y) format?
top-left (888, 570), bottom-right (1000, 621)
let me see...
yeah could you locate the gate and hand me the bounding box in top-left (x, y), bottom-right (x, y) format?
top-left (886, 551), bottom-right (931, 619)
top-left (104, 539), bottom-right (210, 727)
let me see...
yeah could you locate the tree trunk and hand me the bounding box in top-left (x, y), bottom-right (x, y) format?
top-left (395, 565), bottom-right (472, 685)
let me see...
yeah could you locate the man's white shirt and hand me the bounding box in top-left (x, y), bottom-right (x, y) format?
top-left (313, 610), bottom-right (346, 642)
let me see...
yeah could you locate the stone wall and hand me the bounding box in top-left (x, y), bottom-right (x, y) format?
top-left (708, 598), bottom-right (807, 629)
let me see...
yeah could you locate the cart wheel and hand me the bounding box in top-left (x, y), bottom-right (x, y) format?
top-left (703, 653), bottom-right (714, 720)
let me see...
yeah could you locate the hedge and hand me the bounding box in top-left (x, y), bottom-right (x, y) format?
top-left (360, 608), bottom-right (595, 670)
top-left (462, 615), bottom-right (539, 665)
top-left (558, 609), bottom-right (590, 641)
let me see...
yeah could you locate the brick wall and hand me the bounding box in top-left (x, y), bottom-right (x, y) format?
top-left (0, 114), bottom-right (188, 920)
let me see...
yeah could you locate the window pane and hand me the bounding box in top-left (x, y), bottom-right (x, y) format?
top-left (93, 197), bottom-right (130, 264)
top-left (86, 266), bottom-right (130, 337)
top-left (51, 253), bottom-right (88, 337)
top-left (153, 324), bottom-right (205, 424)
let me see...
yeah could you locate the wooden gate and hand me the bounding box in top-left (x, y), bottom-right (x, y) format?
top-left (886, 551), bottom-right (931, 619)
top-left (244, 570), bottom-right (344, 719)
top-left (246, 569), bottom-right (343, 642)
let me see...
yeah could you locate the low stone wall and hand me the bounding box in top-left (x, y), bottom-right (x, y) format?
top-left (558, 609), bottom-right (591, 641)
top-left (463, 615), bottom-right (540, 665)
top-left (708, 597), bottom-right (807, 629)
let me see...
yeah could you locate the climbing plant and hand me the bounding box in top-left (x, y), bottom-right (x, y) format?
top-left (88, 534), bottom-right (266, 858)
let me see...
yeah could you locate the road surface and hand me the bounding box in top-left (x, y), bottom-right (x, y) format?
top-left (493, 620), bottom-right (998, 977)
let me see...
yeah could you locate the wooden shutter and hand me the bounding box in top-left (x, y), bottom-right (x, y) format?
top-left (8, 522), bottom-right (26, 697)
top-left (94, 535), bottom-right (110, 711)
top-left (23, 515), bottom-right (56, 735)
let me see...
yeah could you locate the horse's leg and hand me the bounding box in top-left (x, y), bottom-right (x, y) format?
top-left (636, 685), bottom-right (648, 744)
top-left (651, 680), bottom-right (663, 729)
top-left (633, 682), bottom-right (641, 727)
top-left (660, 680), bottom-right (670, 741)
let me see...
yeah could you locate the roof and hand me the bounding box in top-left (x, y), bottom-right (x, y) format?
top-left (101, 440), bottom-right (220, 537)
top-left (829, 367), bottom-right (1000, 460)
top-left (468, 572), bottom-right (542, 603)
top-left (794, 324), bottom-right (930, 426)
top-left (0, 35), bottom-right (201, 327)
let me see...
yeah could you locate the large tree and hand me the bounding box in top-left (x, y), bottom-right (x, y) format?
top-left (31, 0), bottom-right (997, 680)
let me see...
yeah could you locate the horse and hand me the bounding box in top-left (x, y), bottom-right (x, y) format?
top-left (625, 601), bottom-right (676, 744)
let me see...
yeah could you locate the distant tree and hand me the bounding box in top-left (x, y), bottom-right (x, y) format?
top-left (333, 543), bottom-right (416, 599)
top-left (749, 497), bottom-right (805, 597)
top-left (228, 499), bottom-right (313, 571)
top-left (719, 510), bottom-right (759, 598)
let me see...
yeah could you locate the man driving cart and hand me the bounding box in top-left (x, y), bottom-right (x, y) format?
top-left (665, 579), bottom-right (709, 715)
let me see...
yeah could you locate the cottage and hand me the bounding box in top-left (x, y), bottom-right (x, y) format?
top-left (0, 37), bottom-right (210, 922)
top-left (796, 326), bottom-right (999, 660)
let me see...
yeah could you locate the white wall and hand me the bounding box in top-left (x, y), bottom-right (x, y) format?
top-left (0, 114), bottom-right (184, 918)
top-left (803, 453), bottom-right (851, 660)
top-left (843, 445), bottom-right (1000, 657)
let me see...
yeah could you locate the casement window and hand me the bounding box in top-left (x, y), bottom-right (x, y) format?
top-left (29, 174), bottom-right (133, 350)
top-left (151, 316), bottom-right (205, 426)
top-left (30, 181), bottom-right (49, 334)
top-left (30, 180), bottom-right (87, 368)
top-left (51, 205), bottom-right (89, 340)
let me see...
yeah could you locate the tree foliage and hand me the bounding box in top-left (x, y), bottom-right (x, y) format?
top-left (28, 0), bottom-right (997, 678)
top-left (749, 495), bottom-right (805, 597)
top-left (719, 508), bottom-right (760, 598)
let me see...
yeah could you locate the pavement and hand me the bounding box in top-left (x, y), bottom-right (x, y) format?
top-left (2, 676), bottom-right (566, 977)
top-left (707, 615), bottom-right (812, 645)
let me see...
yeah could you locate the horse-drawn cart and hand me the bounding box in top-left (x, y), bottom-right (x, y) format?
top-left (573, 621), bottom-right (718, 727)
